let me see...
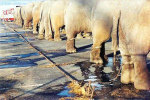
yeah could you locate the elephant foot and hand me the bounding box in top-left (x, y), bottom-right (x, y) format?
top-left (133, 56), bottom-right (150, 90)
top-left (29, 27), bottom-right (32, 29)
top-left (33, 32), bottom-right (38, 35)
top-left (134, 78), bottom-right (150, 90)
top-left (134, 70), bottom-right (150, 90)
top-left (121, 64), bottom-right (134, 84)
top-left (48, 38), bottom-right (54, 41)
top-left (45, 37), bottom-right (53, 41)
top-left (90, 48), bottom-right (103, 64)
top-left (90, 53), bottom-right (103, 64)
top-left (66, 48), bottom-right (76, 53)
top-left (27, 27), bottom-right (32, 30)
top-left (38, 34), bottom-right (44, 40)
top-left (25, 27), bottom-right (29, 29)
top-left (54, 38), bottom-right (62, 41)
top-left (90, 58), bottom-right (103, 64)
top-left (134, 63), bottom-right (150, 90)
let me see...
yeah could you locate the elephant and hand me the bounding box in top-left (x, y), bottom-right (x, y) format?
top-left (117, 0), bottom-right (150, 90)
top-left (38, 0), bottom-right (68, 41)
top-left (13, 6), bottom-right (22, 26)
top-left (20, 2), bottom-right (35, 29)
top-left (64, 0), bottom-right (119, 64)
top-left (32, 1), bottom-right (43, 34)
top-left (38, 0), bottom-right (55, 40)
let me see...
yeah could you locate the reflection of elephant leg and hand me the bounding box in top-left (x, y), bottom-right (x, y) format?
top-left (38, 21), bottom-right (44, 40)
top-left (90, 23), bottom-right (110, 64)
top-left (66, 32), bottom-right (76, 53)
top-left (121, 55), bottom-right (134, 84)
top-left (132, 55), bottom-right (150, 90)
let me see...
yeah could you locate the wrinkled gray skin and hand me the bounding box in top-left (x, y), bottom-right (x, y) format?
top-left (118, 0), bottom-right (150, 90)
top-left (65, 0), bottom-right (150, 90)
top-left (38, 0), bottom-right (68, 41)
top-left (65, 0), bottom-right (119, 64)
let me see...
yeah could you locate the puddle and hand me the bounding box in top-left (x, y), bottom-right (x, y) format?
top-left (75, 57), bottom-right (150, 99)
top-left (76, 57), bottom-right (121, 81)
top-left (57, 86), bottom-right (74, 97)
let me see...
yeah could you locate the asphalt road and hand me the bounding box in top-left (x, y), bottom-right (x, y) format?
top-left (0, 22), bottom-right (150, 100)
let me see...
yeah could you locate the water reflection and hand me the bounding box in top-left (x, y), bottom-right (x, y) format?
top-left (76, 57), bottom-right (150, 99)
top-left (75, 57), bottom-right (121, 90)
top-left (77, 57), bottom-right (121, 80)
top-left (57, 86), bottom-right (74, 97)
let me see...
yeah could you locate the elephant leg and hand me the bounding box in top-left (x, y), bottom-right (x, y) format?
top-left (33, 19), bottom-right (38, 34)
top-left (118, 22), bottom-right (134, 84)
top-left (24, 20), bottom-right (29, 29)
top-left (132, 55), bottom-right (150, 90)
top-left (121, 55), bottom-right (134, 84)
top-left (38, 21), bottom-right (44, 40)
top-left (29, 21), bottom-right (32, 29)
top-left (90, 23), bottom-right (110, 64)
top-left (52, 17), bottom-right (62, 41)
top-left (54, 27), bottom-right (61, 41)
top-left (90, 42), bottom-right (103, 64)
top-left (45, 21), bottom-right (53, 41)
top-left (66, 32), bottom-right (76, 53)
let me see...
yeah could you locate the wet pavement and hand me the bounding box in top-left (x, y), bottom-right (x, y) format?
top-left (0, 22), bottom-right (150, 100)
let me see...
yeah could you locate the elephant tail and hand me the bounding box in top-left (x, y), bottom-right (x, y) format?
top-left (19, 7), bottom-right (23, 27)
top-left (111, 12), bottom-right (121, 58)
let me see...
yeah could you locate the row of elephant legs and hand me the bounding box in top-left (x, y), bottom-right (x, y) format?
top-left (66, 32), bottom-right (150, 90)
top-left (38, 29), bottom-right (91, 41)
top-left (37, 20), bottom-right (62, 41)
top-left (38, 28), bottom-right (62, 41)
top-left (16, 19), bottom-right (150, 90)
top-left (22, 20), bottom-right (32, 29)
